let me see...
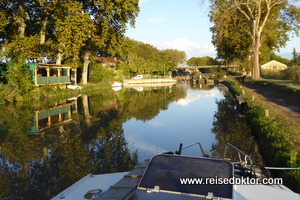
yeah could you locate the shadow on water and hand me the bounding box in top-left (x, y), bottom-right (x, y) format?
top-left (211, 92), bottom-right (264, 167)
top-left (0, 85), bottom-right (188, 199)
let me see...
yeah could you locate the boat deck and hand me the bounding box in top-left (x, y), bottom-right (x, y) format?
top-left (96, 160), bottom-right (149, 200)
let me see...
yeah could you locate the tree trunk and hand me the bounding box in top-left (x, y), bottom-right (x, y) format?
top-left (250, 17), bottom-right (261, 80)
top-left (82, 52), bottom-right (91, 85)
top-left (17, 5), bottom-right (26, 38)
top-left (38, 20), bottom-right (47, 63)
top-left (252, 40), bottom-right (260, 80)
top-left (18, 19), bottom-right (26, 38)
top-left (56, 52), bottom-right (63, 65)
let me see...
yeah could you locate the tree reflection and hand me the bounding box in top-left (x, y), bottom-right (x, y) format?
top-left (121, 86), bottom-right (186, 121)
top-left (0, 85), bottom-right (188, 199)
top-left (211, 93), bottom-right (264, 166)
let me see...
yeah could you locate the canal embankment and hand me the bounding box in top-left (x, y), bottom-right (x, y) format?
top-left (222, 78), bottom-right (300, 192)
top-left (123, 78), bottom-right (177, 86)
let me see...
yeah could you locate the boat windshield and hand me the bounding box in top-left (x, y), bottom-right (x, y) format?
top-left (138, 154), bottom-right (233, 199)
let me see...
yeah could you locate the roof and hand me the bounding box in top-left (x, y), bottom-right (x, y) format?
top-left (95, 57), bottom-right (123, 64)
top-left (261, 60), bottom-right (287, 68)
top-left (27, 63), bottom-right (72, 70)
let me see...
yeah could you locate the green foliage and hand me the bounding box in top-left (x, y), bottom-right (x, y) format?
top-left (292, 48), bottom-right (300, 66)
top-left (285, 66), bottom-right (300, 82)
top-left (187, 56), bottom-right (220, 66)
top-left (116, 63), bottom-right (131, 77)
top-left (4, 54), bottom-right (32, 96)
top-left (89, 63), bottom-right (116, 83)
top-left (0, 0), bottom-right (140, 85)
top-left (124, 39), bottom-right (185, 75)
top-left (226, 80), bottom-right (300, 192)
top-left (162, 49), bottom-right (186, 71)
top-left (210, 2), bottom-right (251, 63)
top-left (55, 3), bottom-right (96, 62)
top-left (270, 53), bottom-right (291, 65)
top-left (261, 69), bottom-right (286, 80)
top-left (210, 0), bottom-right (300, 78)
top-left (261, 66), bottom-right (300, 82)
top-left (209, 66), bottom-right (227, 78)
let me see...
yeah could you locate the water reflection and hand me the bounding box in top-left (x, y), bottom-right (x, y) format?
top-left (211, 93), bottom-right (264, 166)
top-left (0, 93), bottom-right (138, 199)
top-left (0, 83), bottom-right (263, 199)
top-left (123, 84), bottom-right (225, 161)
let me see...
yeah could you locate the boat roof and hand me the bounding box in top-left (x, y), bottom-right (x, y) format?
top-left (137, 154), bottom-right (234, 199)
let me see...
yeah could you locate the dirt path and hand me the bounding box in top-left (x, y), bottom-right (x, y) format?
top-left (239, 80), bottom-right (300, 127)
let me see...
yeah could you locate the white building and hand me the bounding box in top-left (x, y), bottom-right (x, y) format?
top-left (261, 60), bottom-right (288, 71)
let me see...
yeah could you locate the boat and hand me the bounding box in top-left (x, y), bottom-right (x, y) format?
top-left (51, 142), bottom-right (300, 200)
top-left (112, 82), bottom-right (123, 87)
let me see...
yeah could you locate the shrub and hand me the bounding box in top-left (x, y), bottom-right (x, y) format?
top-left (261, 69), bottom-right (285, 80)
top-left (4, 54), bottom-right (33, 94)
top-left (89, 63), bottom-right (116, 83)
top-left (284, 66), bottom-right (300, 82)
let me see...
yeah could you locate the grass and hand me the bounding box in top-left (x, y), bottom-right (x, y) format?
top-left (224, 78), bottom-right (300, 192)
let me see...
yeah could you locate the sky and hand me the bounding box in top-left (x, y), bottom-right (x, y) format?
top-left (125, 0), bottom-right (300, 60)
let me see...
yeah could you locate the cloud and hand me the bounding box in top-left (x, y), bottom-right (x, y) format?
top-left (125, 132), bottom-right (166, 155)
top-left (142, 37), bottom-right (216, 58)
top-left (176, 88), bottom-right (220, 106)
top-left (147, 18), bottom-right (167, 24)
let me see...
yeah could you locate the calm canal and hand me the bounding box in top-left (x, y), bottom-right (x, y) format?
top-left (0, 83), bottom-right (262, 199)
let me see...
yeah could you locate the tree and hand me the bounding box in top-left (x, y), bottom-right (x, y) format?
top-left (210, 0), bottom-right (300, 79)
top-left (123, 39), bottom-right (185, 75)
top-left (292, 48), bottom-right (300, 65)
top-left (162, 49), bottom-right (186, 72)
top-left (187, 56), bottom-right (219, 66)
top-left (79, 0), bottom-right (140, 85)
top-left (0, 0), bottom-right (140, 85)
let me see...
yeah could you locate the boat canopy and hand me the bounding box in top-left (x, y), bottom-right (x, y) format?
top-left (138, 154), bottom-right (234, 199)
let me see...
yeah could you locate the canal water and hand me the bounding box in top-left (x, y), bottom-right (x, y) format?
top-left (0, 83), bottom-right (263, 199)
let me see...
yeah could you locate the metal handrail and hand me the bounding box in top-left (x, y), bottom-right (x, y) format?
top-left (223, 143), bottom-right (253, 167)
top-left (178, 142), bottom-right (206, 157)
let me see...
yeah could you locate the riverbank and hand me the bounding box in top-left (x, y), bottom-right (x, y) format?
top-left (223, 77), bottom-right (300, 192)
top-left (123, 78), bottom-right (177, 85)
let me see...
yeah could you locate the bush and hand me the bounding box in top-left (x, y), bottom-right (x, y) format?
top-left (261, 66), bottom-right (300, 82)
top-left (261, 69), bottom-right (285, 80)
top-left (89, 63), bottom-right (116, 83)
top-left (284, 66), bottom-right (300, 82)
top-left (4, 54), bottom-right (33, 94)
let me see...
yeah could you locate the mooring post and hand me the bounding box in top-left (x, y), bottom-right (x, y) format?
top-left (265, 109), bottom-right (269, 117)
top-left (252, 95), bottom-right (255, 101)
top-left (242, 89), bottom-right (245, 94)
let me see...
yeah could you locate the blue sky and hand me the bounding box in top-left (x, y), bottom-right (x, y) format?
top-left (126, 0), bottom-right (300, 59)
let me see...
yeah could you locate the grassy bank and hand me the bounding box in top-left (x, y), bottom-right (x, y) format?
top-left (224, 79), bottom-right (300, 192)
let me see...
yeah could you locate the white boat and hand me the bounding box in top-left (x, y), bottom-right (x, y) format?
top-left (51, 143), bottom-right (300, 200)
top-left (112, 82), bottom-right (123, 87)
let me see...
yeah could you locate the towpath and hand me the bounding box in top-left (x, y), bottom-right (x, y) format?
top-left (237, 78), bottom-right (300, 127)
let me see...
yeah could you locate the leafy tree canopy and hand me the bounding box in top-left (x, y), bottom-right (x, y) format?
top-left (187, 56), bottom-right (220, 66)
top-left (209, 0), bottom-right (300, 79)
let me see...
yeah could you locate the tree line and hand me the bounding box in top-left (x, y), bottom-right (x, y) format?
top-left (0, 1), bottom-right (187, 87)
top-left (0, 0), bottom-right (140, 85)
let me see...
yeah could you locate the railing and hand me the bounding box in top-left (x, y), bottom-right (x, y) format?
top-left (37, 76), bottom-right (70, 84)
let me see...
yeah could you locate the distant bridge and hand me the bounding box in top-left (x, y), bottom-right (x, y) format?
top-left (176, 65), bottom-right (240, 69)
